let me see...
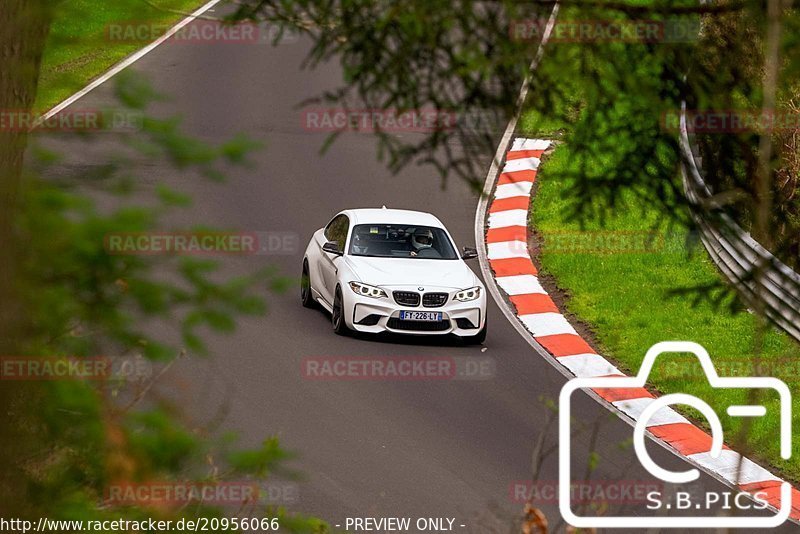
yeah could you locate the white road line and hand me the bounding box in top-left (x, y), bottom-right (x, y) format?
top-left (613, 397), bottom-right (689, 427)
top-left (494, 181), bottom-right (534, 199)
top-left (38, 0), bottom-right (223, 123)
top-left (487, 209), bottom-right (528, 229)
top-left (518, 312), bottom-right (577, 337)
top-left (511, 138), bottom-right (551, 151)
top-left (486, 241), bottom-right (529, 260)
top-left (558, 353), bottom-right (623, 378)
top-left (495, 274), bottom-right (546, 296)
top-left (502, 157), bottom-right (540, 173)
top-left (688, 450), bottom-right (783, 486)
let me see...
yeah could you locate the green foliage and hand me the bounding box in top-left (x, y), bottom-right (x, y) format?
top-left (237, 0), bottom-right (800, 274)
top-left (10, 70), bottom-right (313, 529)
top-left (227, 438), bottom-right (294, 478)
top-left (126, 411), bottom-right (198, 473)
top-left (531, 142), bottom-right (800, 481)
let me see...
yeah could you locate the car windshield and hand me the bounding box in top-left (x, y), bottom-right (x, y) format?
top-left (348, 224), bottom-right (458, 259)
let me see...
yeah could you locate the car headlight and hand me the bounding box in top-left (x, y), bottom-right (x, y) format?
top-left (454, 286), bottom-right (481, 302)
top-left (349, 281), bottom-right (388, 299)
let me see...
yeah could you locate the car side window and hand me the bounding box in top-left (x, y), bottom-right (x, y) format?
top-left (324, 215), bottom-right (343, 241)
top-left (323, 217), bottom-right (336, 241)
top-left (324, 214), bottom-right (349, 251)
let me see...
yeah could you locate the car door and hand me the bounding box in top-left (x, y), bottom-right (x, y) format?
top-left (317, 214), bottom-right (349, 305)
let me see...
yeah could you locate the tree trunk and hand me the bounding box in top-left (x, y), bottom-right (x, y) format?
top-left (0, 0), bottom-right (53, 516)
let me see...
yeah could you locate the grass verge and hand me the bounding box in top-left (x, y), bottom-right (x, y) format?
top-left (521, 113), bottom-right (800, 482)
top-left (38, 0), bottom-right (205, 110)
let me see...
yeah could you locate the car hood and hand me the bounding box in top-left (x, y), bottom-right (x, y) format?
top-left (344, 256), bottom-right (479, 290)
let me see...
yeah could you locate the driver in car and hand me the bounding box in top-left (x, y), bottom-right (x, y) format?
top-left (410, 228), bottom-right (435, 257)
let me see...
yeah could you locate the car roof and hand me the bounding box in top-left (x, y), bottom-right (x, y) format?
top-left (343, 208), bottom-right (446, 228)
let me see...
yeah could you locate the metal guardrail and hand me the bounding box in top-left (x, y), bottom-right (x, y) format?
top-left (679, 102), bottom-right (800, 342)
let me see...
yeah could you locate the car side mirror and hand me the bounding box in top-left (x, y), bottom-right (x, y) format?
top-left (322, 241), bottom-right (343, 256)
top-left (462, 246), bottom-right (479, 260)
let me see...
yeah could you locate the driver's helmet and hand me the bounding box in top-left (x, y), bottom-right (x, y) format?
top-left (412, 228), bottom-right (434, 251)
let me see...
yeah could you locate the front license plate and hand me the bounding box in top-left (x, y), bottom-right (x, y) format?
top-left (399, 311), bottom-right (442, 321)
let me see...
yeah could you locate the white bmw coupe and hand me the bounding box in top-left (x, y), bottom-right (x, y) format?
top-left (301, 207), bottom-right (487, 343)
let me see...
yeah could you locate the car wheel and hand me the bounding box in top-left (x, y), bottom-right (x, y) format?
top-left (301, 260), bottom-right (316, 309)
top-left (332, 286), bottom-right (350, 335)
top-left (465, 321), bottom-right (487, 345)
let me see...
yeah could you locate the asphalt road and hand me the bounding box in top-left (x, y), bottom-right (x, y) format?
top-left (40, 10), bottom-right (799, 533)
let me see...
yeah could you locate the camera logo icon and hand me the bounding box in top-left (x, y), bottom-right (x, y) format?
top-left (558, 341), bottom-right (792, 528)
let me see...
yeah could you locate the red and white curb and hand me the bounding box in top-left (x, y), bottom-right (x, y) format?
top-left (481, 137), bottom-right (800, 522)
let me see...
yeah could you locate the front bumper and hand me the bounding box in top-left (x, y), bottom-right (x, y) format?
top-left (343, 286), bottom-right (486, 337)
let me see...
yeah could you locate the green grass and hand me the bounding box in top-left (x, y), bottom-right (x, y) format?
top-left (37, 0), bottom-right (205, 110)
top-left (522, 114), bottom-right (800, 482)
top-left (518, 110), bottom-right (568, 139)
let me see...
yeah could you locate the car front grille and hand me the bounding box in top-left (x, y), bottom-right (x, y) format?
top-left (387, 318), bottom-right (451, 332)
top-left (422, 292), bottom-right (448, 308)
top-left (393, 291), bottom-right (420, 307)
